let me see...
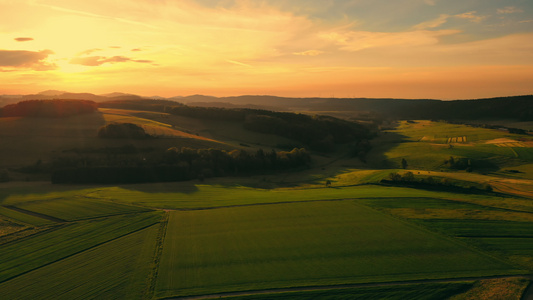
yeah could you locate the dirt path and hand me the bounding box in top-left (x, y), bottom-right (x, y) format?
top-left (167, 275), bottom-right (532, 300)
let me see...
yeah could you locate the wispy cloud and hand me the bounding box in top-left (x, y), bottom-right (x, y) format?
top-left (35, 3), bottom-right (160, 29)
top-left (423, 0), bottom-right (436, 6)
top-left (319, 29), bottom-right (459, 52)
top-left (455, 11), bottom-right (487, 23)
top-left (497, 7), bottom-right (523, 14)
top-left (0, 49), bottom-right (57, 71)
top-left (226, 60), bottom-right (252, 68)
top-left (14, 37), bottom-right (34, 42)
top-left (77, 48), bottom-right (102, 56)
top-left (70, 55), bottom-right (154, 66)
top-left (413, 14), bottom-right (450, 30)
top-left (293, 50), bottom-right (324, 56)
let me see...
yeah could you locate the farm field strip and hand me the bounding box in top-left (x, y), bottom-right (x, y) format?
top-left (87, 184), bottom-right (508, 210)
top-left (0, 225), bottom-right (160, 300)
top-left (10, 197), bottom-right (152, 221)
top-left (0, 205), bottom-right (54, 226)
top-left (0, 211), bottom-right (162, 283)
top-left (155, 201), bottom-right (520, 298)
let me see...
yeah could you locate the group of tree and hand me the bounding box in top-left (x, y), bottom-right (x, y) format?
top-left (97, 123), bottom-right (152, 139)
top-left (443, 156), bottom-right (473, 172)
top-left (384, 171), bottom-right (493, 193)
top-left (0, 100), bottom-right (98, 118)
top-left (51, 146), bottom-right (311, 184)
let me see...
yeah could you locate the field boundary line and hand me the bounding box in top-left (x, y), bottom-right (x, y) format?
top-left (163, 274), bottom-right (533, 300)
top-left (354, 202), bottom-right (528, 272)
top-left (0, 215), bottom-right (161, 285)
top-left (0, 224), bottom-right (67, 246)
top-left (145, 211), bottom-right (169, 300)
top-left (2, 205), bottom-right (65, 223)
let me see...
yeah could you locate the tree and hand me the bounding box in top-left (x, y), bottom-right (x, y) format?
top-left (388, 172), bottom-right (402, 181)
top-left (326, 180), bottom-right (332, 187)
top-left (402, 171), bottom-right (414, 182)
top-left (449, 156), bottom-right (455, 167)
top-left (401, 158), bottom-right (408, 169)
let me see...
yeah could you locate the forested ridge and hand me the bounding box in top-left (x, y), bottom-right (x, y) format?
top-left (0, 99), bottom-right (98, 118)
top-left (100, 100), bottom-right (373, 152)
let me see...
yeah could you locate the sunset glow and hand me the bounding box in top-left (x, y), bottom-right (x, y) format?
top-left (1, 0), bottom-right (532, 99)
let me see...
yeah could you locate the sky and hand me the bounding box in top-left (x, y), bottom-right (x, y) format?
top-left (0, 0), bottom-right (532, 99)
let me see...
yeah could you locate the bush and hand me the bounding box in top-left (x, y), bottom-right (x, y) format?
top-left (97, 123), bottom-right (151, 139)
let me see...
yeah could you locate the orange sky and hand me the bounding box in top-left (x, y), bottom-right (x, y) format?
top-left (1, 0), bottom-right (532, 99)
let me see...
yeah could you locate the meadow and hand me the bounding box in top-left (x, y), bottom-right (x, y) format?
top-left (0, 112), bottom-right (532, 299)
top-left (155, 201), bottom-right (519, 298)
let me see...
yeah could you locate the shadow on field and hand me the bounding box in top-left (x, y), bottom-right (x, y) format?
top-left (116, 181), bottom-right (200, 194)
top-left (364, 130), bottom-right (410, 169)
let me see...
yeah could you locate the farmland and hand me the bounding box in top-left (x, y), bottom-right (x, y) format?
top-left (155, 201), bottom-right (518, 298)
top-left (0, 111), bottom-right (533, 298)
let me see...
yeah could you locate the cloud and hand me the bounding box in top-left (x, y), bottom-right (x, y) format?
top-left (70, 55), bottom-right (154, 66)
top-left (455, 11), bottom-right (487, 23)
top-left (497, 7), bottom-right (523, 14)
top-left (14, 37), bottom-right (34, 42)
top-left (131, 48), bottom-right (142, 52)
top-left (226, 60), bottom-right (252, 67)
top-left (0, 49), bottom-right (57, 71)
top-left (293, 50), bottom-right (324, 56)
top-left (413, 14), bottom-right (450, 30)
top-left (34, 2), bottom-right (160, 29)
top-left (423, 0), bottom-right (436, 5)
top-left (319, 29), bottom-right (459, 52)
top-left (78, 48), bottom-right (102, 56)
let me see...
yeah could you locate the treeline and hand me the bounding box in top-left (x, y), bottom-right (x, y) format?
top-left (166, 106), bottom-right (372, 152)
top-left (98, 100), bottom-right (373, 152)
top-left (383, 171), bottom-right (493, 193)
top-left (51, 147), bottom-right (310, 184)
top-left (375, 95), bottom-right (533, 121)
top-left (445, 121), bottom-right (530, 135)
top-left (0, 100), bottom-right (98, 118)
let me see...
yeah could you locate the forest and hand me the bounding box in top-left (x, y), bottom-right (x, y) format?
top-left (0, 99), bottom-right (98, 118)
top-left (51, 146), bottom-right (311, 184)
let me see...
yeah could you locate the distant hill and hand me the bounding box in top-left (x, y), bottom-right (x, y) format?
top-left (38, 90), bottom-right (68, 96)
top-left (2, 91), bottom-right (532, 121)
top-left (177, 95), bottom-right (533, 121)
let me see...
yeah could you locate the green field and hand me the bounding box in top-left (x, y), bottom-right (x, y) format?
top-left (225, 282), bottom-right (474, 300)
top-left (0, 211), bottom-right (161, 282)
top-left (155, 201), bottom-right (519, 298)
top-left (0, 224), bottom-right (159, 300)
top-left (11, 197), bottom-right (151, 221)
top-left (367, 120), bottom-right (533, 171)
top-left (1, 117), bottom-right (533, 299)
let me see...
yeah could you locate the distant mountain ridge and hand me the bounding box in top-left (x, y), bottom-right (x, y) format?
top-left (1, 91), bottom-right (532, 121)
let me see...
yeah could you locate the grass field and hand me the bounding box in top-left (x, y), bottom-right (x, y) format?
top-left (1, 116), bottom-right (533, 299)
top-left (367, 120), bottom-right (533, 171)
top-left (155, 201), bottom-right (519, 298)
top-left (11, 197), bottom-right (151, 221)
top-left (0, 224), bottom-right (159, 300)
top-left (0, 205), bottom-right (54, 226)
top-left (225, 282), bottom-right (475, 300)
top-left (0, 211), bottom-right (161, 283)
